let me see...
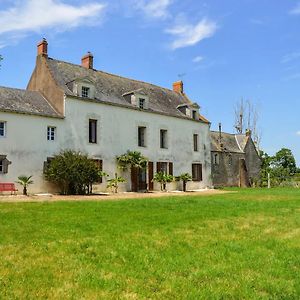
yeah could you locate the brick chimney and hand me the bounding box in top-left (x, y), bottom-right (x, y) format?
top-left (173, 80), bottom-right (183, 94)
top-left (37, 38), bottom-right (48, 57)
top-left (81, 52), bottom-right (94, 69)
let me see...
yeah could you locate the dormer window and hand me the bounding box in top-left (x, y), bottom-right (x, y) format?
top-left (82, 86), bottom-right (90, 98)
top-left (192, 110), bottom-right (197, 120)
top-left (139, 98), bottom-right (145, 109)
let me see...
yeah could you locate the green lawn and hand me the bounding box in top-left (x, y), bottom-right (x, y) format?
top-left (0, 189), bottom-right (299, 299)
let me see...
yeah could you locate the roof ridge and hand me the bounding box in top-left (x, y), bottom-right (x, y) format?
top-left (47, 57), bottom-right (184, 96)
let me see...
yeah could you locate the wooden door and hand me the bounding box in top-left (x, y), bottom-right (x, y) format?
top-left (131, 167), bottom-right (138, 192)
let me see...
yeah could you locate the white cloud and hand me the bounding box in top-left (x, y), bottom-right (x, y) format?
top-left (166, 18), bottom-right (217, 50)
top-left (0, 0), bottom-right (106, 45)
top-left (296, 131), bottom-right (300, 136)
top-left (281, 52), bottom-right (300, 63)
top-left (290, 3), bottom-right (300, 14)
top-left (134, 0), bottom-right (172, 19)
top-left (193, 56), bottom-right (204, 63)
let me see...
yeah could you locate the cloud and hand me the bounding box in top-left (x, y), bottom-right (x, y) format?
top-left (281, 52), bottom-right (300, 64)
top-left (296, 131), bottom-right (300, 136)
top-left (0, 0), bottom-right (106, 46)
top-left (133, 0), bottom-right (172, 19)
top-left (290, 3), bottom-right (300, 14)
top-left (193, 56), bottom-right (204, 63)
top-left (166, 18), bottom-right (217, 50)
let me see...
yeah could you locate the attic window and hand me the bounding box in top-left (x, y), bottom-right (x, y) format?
top-left (192, 110), bottom-right (197, 120)
top-left (82, 86), bottom-right (90, 98)
top-left (139, 98), bottom-right (145, 109)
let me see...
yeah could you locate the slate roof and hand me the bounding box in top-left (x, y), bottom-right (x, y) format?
top-left (210, 131), bottom-right (249, 153)
top-left (0, 86), bottom-right (60, 118)
top-left (45, 58), bottom-right (209, 122)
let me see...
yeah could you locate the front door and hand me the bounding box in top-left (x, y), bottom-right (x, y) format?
top-left (138, 168), bottom-right (147, 191)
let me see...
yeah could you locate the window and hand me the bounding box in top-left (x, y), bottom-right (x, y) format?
top-left (89, 119), bottom-right (97, 143)
top-left (139, 98), bottom-right (145, 109)
top-left (160, 129), bottom-right (168, 149)
top-left (82, 86), bottom-right (90, 98)
top-left (0, 122), bottom-right (6, 137)
top-left (157, 162), bottom-right (173, 175)
top-left (138, 126), bottom-right (146, 147)
top-left (192, 163), bottom-right (202, 181)
top-left (214, 153), bottom-right (219, 165)
top-left (193, 134), bottom-right (198, 151)
top-left (228, 154), bottom-right (232, 166)
top-left (192, 110), bottom-right (197, 120)
top-left (0, 155), bottom-right (10, 174)
top-left (47, 126), bottom-right (56, 141)
top-left (93, 159), bottom-right (103, 183)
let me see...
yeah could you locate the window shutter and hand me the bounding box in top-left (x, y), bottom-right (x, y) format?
top-left (99, 160), bottom-right (103, 183)
top-left (199, 164), bottom-right (203, 181)
top-left (169, 162), bottom-right (173, 176)
top-left (192, 164), bottom-right (196, 181)
top-left (157, 162), bottom-right (161, 173)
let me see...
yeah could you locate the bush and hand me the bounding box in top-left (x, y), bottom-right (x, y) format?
top-left (44, 150), bottom-right (102, 195)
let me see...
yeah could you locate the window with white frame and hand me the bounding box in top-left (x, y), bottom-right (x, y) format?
top-left (0, 121), bottom-right (6, 137)
top-left (0, 159), bottom-right (3, 173)
top-left (138, 126), bottom-right (146, 147)
top-left (89, 119), bottom-right (97, 144)
top-left (160, 129), bottom-right (168, 149)
top-left (193, 134), bottom-right (199, 151)
top-left (82, 86), bottom-right (90, 98)
top-left (47, 126), bottom-right (56, 141)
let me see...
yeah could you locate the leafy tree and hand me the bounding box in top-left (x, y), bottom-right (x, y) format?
top-left (176, 173), bottom-right (192, 192)
top-left (271, 148), bottom-right (297, 176)
top-left (107, 173), bottom-right (125, 193)
top-left (117, 151), bottom-right (148, 191)
top-left (16, 175), bottom-right (33, 196)
top-left (44, 150), bottom-right (102, 195)
top-left (153, 172), bottom-right (174, 191)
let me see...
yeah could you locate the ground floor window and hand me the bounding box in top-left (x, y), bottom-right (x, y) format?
top-left (157, 162), bottom-right (173, 175)
top-left (0, 155), bottom-right (11, 174)
top-left (93, 159), bottom-right (103, 183)
top-left (192, 163), bottom-right (202, 181)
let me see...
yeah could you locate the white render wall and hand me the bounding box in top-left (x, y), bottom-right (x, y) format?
top-left (0, 97), bottom-right (212, 193)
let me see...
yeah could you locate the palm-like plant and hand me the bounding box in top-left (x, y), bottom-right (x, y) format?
top-left (16, 175), bottom-right (33, 196)
top-left (153, 172), bottom-right (174, 191)
top-left (107, 173), bottom-right (126, 193)
top-left (176, 173), bottom-right (192, 192)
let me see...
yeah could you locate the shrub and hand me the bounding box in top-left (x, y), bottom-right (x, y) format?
top-left (153, 172), bottom-right (174, 191)
top-left (44, 150), bottom-right (102, 195)
top-left (175, 173), bottom-right (192, 192)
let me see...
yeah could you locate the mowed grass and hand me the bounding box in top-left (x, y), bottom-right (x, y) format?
top-left (0, 189), bottom-right (299, 299)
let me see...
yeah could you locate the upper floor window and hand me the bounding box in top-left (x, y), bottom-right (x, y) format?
top-left (214, 153), bottom-right (219, 165)
top-left (139, 98), bottom-right (145, 109)
top-left (47, 126), bottom-right (56, 141)
top-left (228, 154), bottom-right (232, 166)
top-left (192, 110), bottom-right (197, 120)
top-left (192, 163), bottom-right (202, 181)
top-left (89, 119), bottom-right (97, 144)
top-left (0, 159), bottom-right (3, 173)
top-left (0, 121), bottom-right (6, 137)
top-left (138, 126), bottom-right (146, 147)
top-left (160, 129), bottom-right (168, 149)
top-left (82, 86), bottom-right (90, 98)
top-left (193, 134), bottom-right (199, 151)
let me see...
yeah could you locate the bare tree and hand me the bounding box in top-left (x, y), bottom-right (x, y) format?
top-left (234, 98), bottom-right (261, 149)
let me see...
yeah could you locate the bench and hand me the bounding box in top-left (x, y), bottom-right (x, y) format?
top-left (0, 183), bottom-right (18, 195)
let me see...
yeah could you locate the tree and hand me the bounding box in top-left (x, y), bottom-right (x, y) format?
top-left (234, 98), bottom-right (261, 148)
top-left (44, 150), bottom-right (102, 195)
top-left (0, 55), bottom-right (2, 68)
top-left (271, 148), bottom-right (297, 176)
top-left (153, 172), bottom-right (174, 191)
top-left (107, 173), bottom-right (126, 193)
top-left (117, 151), bottom-right (148, 191)
top-left (16, 175), bottom-right (33, 196)
top-left (176, 173), bottom-right (192, 192)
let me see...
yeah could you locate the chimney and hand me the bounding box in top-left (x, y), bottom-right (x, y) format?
top-left (81, 52), bottom-right (94, 69)
top-left (218, 122), bottom-right (224, 149)
top-left (37, 38), bottom-right (48, 57)
top-left (173, 80), bottom-right (184, 94)
top-left (246, 129), bottom-right (252, 137)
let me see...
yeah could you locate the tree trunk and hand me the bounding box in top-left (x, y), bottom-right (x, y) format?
top-left (183, 181), bottom-right (186, 192)
top-left (23, 186), bottom-right (27, 196)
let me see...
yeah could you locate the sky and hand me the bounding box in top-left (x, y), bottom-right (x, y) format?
top-left (0, 0), bottom-right (300, 163)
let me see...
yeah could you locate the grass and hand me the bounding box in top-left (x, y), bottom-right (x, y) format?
top-left (0, 188), bottom-right (299, 299)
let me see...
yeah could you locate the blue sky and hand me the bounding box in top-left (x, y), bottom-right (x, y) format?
top-left (0, 0), bottom-right (300, 163)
